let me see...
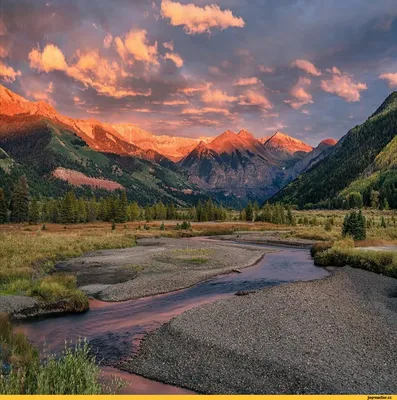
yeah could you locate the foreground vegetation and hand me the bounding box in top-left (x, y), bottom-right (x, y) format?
top-left (0, 314), bottom-right (122, 394)
top-left (0, 230), bottom-right (136, 308)
top-left (312, 238), bottom-right (397, 278)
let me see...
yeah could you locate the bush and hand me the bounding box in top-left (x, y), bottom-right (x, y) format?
top-left (310, 242), bottom-right (333, 257)
top-left (314, 245), bottom-right (397, 278)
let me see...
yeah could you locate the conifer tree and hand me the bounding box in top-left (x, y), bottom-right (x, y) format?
top-left (129, 201), bottom-right (141, 221)
top-left (28, 198), bottom-right (40, 224)
top-left (0, 188), bottom-right (7, 224)
top-left (116, 191), bottom-right (128, 223)
top-left (10, 175), bottom-right (30, 223)
top-left (245, 201), bottom-right (253, 222)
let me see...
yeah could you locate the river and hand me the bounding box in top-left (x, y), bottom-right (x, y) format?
top-left (18, 242), bottom-right (329, 394)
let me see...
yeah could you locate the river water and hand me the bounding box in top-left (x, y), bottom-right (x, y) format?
top-left (18, 242), bottom-right (329, 394)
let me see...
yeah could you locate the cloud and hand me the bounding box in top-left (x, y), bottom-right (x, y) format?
top-left (22, 80), bottom-right (55, 104)
top-left (0, 45), bottom-right (8, 58)
top-left (181, 107), bottom-right (230, 116)
top-left (163, 41), bottom-right (174, 51)
top-left (259, 65), bottom-right (274, 73)
top-left (103, 33), bottom-right (113, 49)
top-left (234, 77), bottom-right (261, 86)
top-left (0, 61), bottom-right (21, 82)
top-left (238, 89), bottom-right (272, 109)
top-left (160, 0), bottom-right (245, 35)
top-left (164, 52), bottom-right (184, 67)
top-left (114, 29), bottom-right (158, 65)
top-left (291, 59), bottom-right (321, 76)
top-left (379, 72), bottom-right (397, 88)
top-left (201, 86), bottom-right (237, 104)
top-left (28, 44), bottom-right (68, 73)
top-left (285, 77), bottom-right (313, 109)
top-left (321, 68), bottom-right (367, 102)
top-left (29, 44), bottom-right (149, 99)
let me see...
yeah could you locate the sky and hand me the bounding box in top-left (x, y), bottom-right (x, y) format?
top-left (1, 0), bottom-right (397, 145)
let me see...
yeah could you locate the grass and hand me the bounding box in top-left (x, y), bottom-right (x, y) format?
top-left (0, 314), bottom-right (123, 394)
top-left (0, 230), bottom-right (136, 308)
top-left (313, 238), bottom-right (397, 278)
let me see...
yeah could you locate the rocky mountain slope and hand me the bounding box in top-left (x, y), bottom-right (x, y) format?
top-left (273, 92), bottom-right (397, 208)
top-left (180, 129), bottom-right (319, 201)
top-left (0, 86), bottom-right (210, 204)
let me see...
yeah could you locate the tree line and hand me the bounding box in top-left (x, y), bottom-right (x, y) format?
top-left (0, 176), bottom-right (229, 224)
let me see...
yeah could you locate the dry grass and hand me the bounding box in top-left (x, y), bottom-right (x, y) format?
top-left (0, 229), bottom-right (136, 305)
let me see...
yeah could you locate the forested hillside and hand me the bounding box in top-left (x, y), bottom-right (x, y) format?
top-left (272, 92), bottom-right (397, 208)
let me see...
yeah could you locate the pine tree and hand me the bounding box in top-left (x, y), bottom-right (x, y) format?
top-left (245, 201), bottom-right (253, 222)
top-left (0, 188), bottom-right (7, 224)
top-left (10, 176), bottom-right (30, 223)
top-left (28, 198), bottom-right (40, 224)
top-left (61, 191), bottom-right (77, 224)
top-left (129, 201), bottom-right (141, 221)
top-left (115, 191), bottom-right (128, 223)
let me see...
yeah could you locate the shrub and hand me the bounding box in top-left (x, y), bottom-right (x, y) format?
top-left (310, 242), bottom-right (333, 257)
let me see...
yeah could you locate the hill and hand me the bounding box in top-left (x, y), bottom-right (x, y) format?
top-left (272, 92), bottom-right (397, 208)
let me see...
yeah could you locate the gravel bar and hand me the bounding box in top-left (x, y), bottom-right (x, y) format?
top-left (125, 267), bottom-right (397, 394)
top-left (56, 238), bottom-right (271, 302)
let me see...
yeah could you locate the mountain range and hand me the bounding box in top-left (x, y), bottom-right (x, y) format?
top-left (273, 92), bottom-right (397, 209)
top-left (0, 83), bottom-right (340, 205)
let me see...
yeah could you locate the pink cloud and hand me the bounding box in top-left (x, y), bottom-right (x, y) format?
top-left (163, 41), bottom-right (174, 51)
top-left (28, 44), bottom-right (68, 73)
top-left (291, 59), bottom-right (321, 76)
top-left (258, 65), bottom-right (274, 73)
top-left (234, 77), bottom-right (261, 86)
top-left (160, 0), bottom-right (245, 35)
top-left (114, 29), bottom-right (158, 65)
top-left (103, 33), bottom-right (113, 49)
top-left (164, 52), bottom-right (184, 67)
top-left (238, 89), bottom-right (272, 109)
top-left (201, 86), bottom-right (237, 104)
top-left (379, 73), bottom-right (397, 88)
top-left (284, 77), bottom-right (313, 109)
top-left (321, 68), bottom-right (367, 102)
top-left (0, 61), bottom-right (21, 82)
top-left (29, 44), bottom-right (149, 99)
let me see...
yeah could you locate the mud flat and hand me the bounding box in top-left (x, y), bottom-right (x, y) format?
top-left (125, 267), bottom-right (397, 394)
top-left (56, 238), bottom-right (271, 301)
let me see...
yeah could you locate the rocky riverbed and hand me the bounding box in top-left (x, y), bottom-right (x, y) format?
top-left (1, 238), bottom-right (271, 318)
top-left (125, 266), bottom-right (397, 394)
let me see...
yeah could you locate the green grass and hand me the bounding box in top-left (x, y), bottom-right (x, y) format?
top-left (0, 232), bottom-right (136, 307)
top-left (313, 238), bottom-right (397, 278)
top-left (0, 314), bottom-right (123, 394)
top-left (186, 257), bottom-right (209, 264)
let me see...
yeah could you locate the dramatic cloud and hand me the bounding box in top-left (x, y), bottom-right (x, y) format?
top-left (28, 44), bottom-right (68, 73)
top-left (291, 59), bottom-right (322, 76)
top-left (321, 68), bottom-right (367, 102)
top-left (234, 77), bottom-right (261, 86)
top-left (238, 89), bottom-right (273, 110)
top-left (201, 86), bottom-right (237, 104)
top-left (164, 52), bottom-right (184, 67)
top-left (0, 61), bottom-right (21, 82)
top-left (285, 77), bottom-right (313, 109)
top-left (29, 44), bottom-right (149, 98)
top-left (114, 29), bottom-right (158, 65)
top-left (160, 0), bottom-right (245, 35)
top-left (379, 72), bottom-right (397, 88)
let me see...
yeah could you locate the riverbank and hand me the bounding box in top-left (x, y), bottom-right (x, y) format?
top-left (125, 266), bottom-right (397, 394)
top-left (57, 238), bottom-right (272, 302)
top-left (1, 237), bottom-right (271, 318)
